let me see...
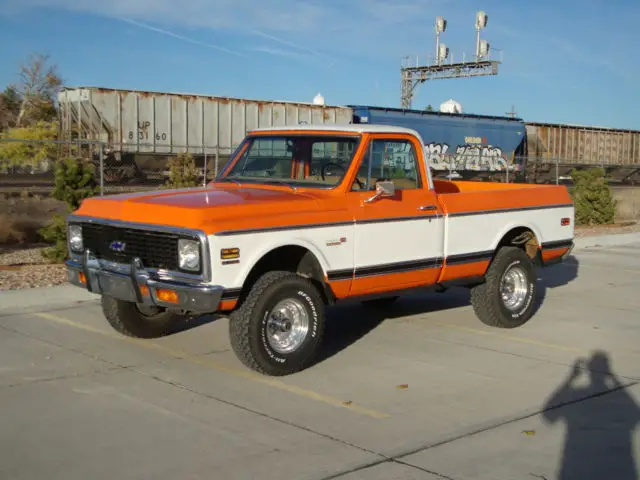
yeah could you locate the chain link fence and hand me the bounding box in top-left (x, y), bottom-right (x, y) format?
top-left (2, 137), bottom-right (638, 199)
top-left (0, 137), bottom-right (239, 197)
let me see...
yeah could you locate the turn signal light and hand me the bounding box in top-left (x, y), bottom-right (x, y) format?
top-left (139, 285), bottom-right (150, 297)
top-left (221, 248), bottom-right (240, 260)
top-left (156, 289), bottom-right (179, 304)
top-left (561, 218), bottom-right (571, 226)
top-left (78, 272), bottom-right (87, 284)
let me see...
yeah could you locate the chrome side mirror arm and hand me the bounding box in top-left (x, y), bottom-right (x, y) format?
top-left (364, 180), bottom-right (395, 203)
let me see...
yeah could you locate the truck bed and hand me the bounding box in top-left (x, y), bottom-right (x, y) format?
top-left (433, 179), bottom-right (572, 215)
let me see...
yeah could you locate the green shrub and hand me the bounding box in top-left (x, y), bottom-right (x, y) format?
top-left (39, 215), bottom-right (68, 263)
top-left (39, 157), bottom-right (99, 262)
top-left (569, 167), bottom-right (617, 226)
top-left (165, 152), bottom-right (199, 188)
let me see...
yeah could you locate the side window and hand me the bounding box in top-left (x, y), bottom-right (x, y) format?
top-left (351, 138), bottom-right (421, 191)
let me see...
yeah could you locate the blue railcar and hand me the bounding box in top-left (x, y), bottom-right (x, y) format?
top-left (348, 105), bottom-right (528, 179)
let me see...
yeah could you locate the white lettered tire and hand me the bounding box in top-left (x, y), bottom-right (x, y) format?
top-left (228, 271), bottom-right (325, 376)
top-left (470, 246), bottom-right (537, 328)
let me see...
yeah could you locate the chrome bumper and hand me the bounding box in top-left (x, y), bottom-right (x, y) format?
top-left (66, 251), bottom-right (223, 313)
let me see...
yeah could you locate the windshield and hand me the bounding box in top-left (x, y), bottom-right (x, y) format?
top-left (217, 134), bottom-right (360, 188)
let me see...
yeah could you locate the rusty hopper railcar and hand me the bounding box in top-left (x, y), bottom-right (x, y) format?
top-left (524, 122), bottom-right (640, 184)
top-left (58, 86), bottom-right (353, 156)
top-left (57, 86), bottom-right (354, 184)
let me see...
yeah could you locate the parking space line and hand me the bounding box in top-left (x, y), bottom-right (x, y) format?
top-left (33, 312), bottom-right (390, 419)
top-left (433, 322), bottom-right (586, 353)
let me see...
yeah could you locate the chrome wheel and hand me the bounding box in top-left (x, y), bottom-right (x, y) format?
top-left (500, 264), bottom-right (529, 311)
top-left (265, 298), bottom-right (310, 354)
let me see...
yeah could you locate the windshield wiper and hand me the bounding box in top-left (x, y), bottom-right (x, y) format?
top-left (216, 177), bottom-right (242, 185)
top-left (264, 179), bottom-right (297, 192)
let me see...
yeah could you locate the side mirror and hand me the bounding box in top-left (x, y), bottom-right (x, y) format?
top-left (365, 180), bottom-right (395, 203)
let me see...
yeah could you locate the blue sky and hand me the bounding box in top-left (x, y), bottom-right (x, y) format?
top-left (1, 0), bottom-right (639, 130)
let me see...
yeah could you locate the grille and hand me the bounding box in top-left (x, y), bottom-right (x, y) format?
top-left (79, 223), bottom-right (198, 273)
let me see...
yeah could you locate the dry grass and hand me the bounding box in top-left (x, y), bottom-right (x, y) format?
top-left (0, 194), bottom-right (68, 250)
top-left (612, 188), bottom-right (640, 221)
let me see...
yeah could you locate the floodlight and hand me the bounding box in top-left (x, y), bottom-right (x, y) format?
top-left (476, 11), bottom-right (488, 29)
top-left (438, 43), bottom-right (449, 61)
top-left (478, 40), bottom-right (490, 57)
top-left (435, 16), bottom-right (447, 33)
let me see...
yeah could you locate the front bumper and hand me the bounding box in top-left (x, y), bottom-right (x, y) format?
top-left (66, 250), bottom-right (223, 313)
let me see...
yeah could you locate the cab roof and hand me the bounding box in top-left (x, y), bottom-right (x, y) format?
top-left (248, 123), bottom-right (422, 137)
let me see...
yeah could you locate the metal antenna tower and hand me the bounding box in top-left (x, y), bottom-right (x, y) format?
top-left (400, 11), bottom-right (501, 109)
top-left (505, 105), bottom-right (517, 118)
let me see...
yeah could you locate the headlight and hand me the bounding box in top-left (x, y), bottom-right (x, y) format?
top-left (68, 224), bottom-right (83, 252)
top-left (178, 238), bottom-right (200, 272)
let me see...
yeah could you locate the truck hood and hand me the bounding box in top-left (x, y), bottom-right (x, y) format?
top-left (72, 184), bottom-right (338, 233)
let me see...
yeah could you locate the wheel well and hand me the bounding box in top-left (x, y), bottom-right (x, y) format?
top-left (497, 227), bottom-right (539, 260)
top-left (238, 246), bottom-right (334, 307)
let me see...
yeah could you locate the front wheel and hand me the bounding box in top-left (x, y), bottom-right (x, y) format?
top-left (228, 271), bottom-right (326, 376)
top-left (470, 246), bottom-right (537, 328)
top-left (101, 296), bottom-right (185, 338)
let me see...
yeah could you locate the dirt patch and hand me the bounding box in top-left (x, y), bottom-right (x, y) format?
top-left (0, 194), bottom-right (68, 246)
top-left (575, 221), bottom-right (640, 237)
top-left (612, 188), bottom-right (640, 221)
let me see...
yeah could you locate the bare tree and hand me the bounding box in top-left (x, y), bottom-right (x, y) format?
top-left (14, 53), bottom-right (62, 126)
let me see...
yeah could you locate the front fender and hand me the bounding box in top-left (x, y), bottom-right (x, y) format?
top-left (210, 233), bottom-right (342, 290)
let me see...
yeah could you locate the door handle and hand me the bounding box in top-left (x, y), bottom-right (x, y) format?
top-left (418, 205), bottom-right (437, 211)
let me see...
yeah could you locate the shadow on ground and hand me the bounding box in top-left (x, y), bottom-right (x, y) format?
top-left (541, 350), bottom-right (639, 479)
top-left (315, 254), bottom-right (581, 366)
top-left (533, 254), bottom-right (580, 315)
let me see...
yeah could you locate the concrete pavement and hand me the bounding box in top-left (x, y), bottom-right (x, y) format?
top-left (0, 235), bottom-right (639, 480)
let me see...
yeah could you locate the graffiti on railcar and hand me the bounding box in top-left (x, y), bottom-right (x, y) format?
top-left (424, 141), bottom-right (509, 171)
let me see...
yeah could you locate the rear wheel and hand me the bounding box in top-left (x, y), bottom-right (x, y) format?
top-left (229, 271), bottom-right (325, 376)
top-left (101, 296), bottom-right (185, 338)
top-left (470, 246), bottom-right (537, 328)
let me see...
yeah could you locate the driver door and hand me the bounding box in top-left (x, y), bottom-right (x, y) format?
top-left (346, 134), bottom-right (445, 296)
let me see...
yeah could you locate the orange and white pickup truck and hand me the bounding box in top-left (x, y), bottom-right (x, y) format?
top-left (65, 124), bottom-right (574, 375)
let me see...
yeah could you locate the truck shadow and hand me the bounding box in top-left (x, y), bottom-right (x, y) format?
top-left (170, 255), bottom-right (580, 357)
top-left (314, 255), bottom-right (580, 366)
top-left (533, 254), bottom-right (580, 315)
top-left (540, 350), bottom-right (639, 479)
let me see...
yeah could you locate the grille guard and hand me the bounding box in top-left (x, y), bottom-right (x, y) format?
top-left (66, 249), bottom-right (223, 314)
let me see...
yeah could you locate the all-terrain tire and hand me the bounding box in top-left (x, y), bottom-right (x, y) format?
top-left (228, 271), bottom-right (325, 376)
top-left (101, 295), bottom-right (185, 338)
top-left (470, 246), bottom-right (537, 329)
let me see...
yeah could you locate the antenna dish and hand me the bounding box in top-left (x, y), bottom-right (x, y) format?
top-left (312, 93), bottom-right (325, 105)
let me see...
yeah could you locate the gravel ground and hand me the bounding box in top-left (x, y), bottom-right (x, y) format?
top-left (0, 222), bottom-right (638, 291)
top-left (0, 246), bottom-right (68, 291)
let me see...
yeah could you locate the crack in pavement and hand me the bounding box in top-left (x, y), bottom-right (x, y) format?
top-left (0, 323), bottom-right (175, 387)
top-left (0, 300), bottom-right (98, 319)
top-left (1, 365), bottom-right (126, 389)
top-left (321, 380), bottom-right (639, 479)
